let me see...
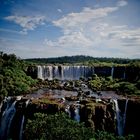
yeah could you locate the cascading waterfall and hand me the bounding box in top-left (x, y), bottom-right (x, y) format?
top-left (113, 99), bottom-right (122, 136)
top-left (19, 99), bottom-right (30, 140)
top-left (48, 66), bottom-right (53, 80)
top-left (111, 67), bottom-right (114, 78)
top-left (19, 116), bottom-right (25, 140)
top-left (0, 101), bottom-right (3, 113)
top-left (123, 99), bottom-right (128, 130)
top-left (65, 105), bottom-right (71, 117)
top-left (113, 99), bottom-right (128, 136)
top-left (74, 105), bottom-right (80, 122)
top-left (54, 66), bottom-right (59, 79)
top-left (37, 65), bottom-right (94, 80)
top-left (37, 65), bottom-right (43, 80)
top-left (123, 71), bottom-right (126, 79)
top-left (0, 99), bottom-right (17, 140)
top-left (1, 97), bottom-right (12, 117)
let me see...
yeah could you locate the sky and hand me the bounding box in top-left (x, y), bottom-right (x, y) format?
top-left (0, 0), bottom-right (140, 59)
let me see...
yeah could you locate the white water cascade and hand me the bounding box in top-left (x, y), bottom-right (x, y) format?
top-left (37, 65), bottom-right (94, 80)
top-left (0, 99), bottom-right (17, 140)
top-left (123, 99), bottom-right (128, 130)
top-left (19, 99), bottom-right (30, 140)
top-left (111, 67), bottom-right (114, 78)
top-left (123, 71), bottom-right (126, 79)
top-left (74, 105), bottom-right (80, 122)
top-left (37, 66), bottom-right (44, 80)
top-left (48, 66), bottom-right (53, 80)
top-left (113, 99), bottom-right (128, 136)
top-left (65, 105), bottom-right (71, 117)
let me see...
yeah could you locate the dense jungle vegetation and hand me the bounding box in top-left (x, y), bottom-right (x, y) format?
top-left (25, 113), bottom-right (134, 140)
top-left (0, 52), bottom-right (37, 98)
top-left (25, 55), bottom-right (140, 65)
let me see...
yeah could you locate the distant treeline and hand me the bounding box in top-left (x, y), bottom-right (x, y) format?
top-left (25, 55), bottom-right (140, 64)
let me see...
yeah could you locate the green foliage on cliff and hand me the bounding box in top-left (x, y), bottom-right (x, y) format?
top-left (25, 113), bottom-right (94, 140)
top-left (24, 113), bottom-right (134, 140)
top-left (94, 131), bottom-right (134, 140)
top-left (88, 74), bottom-right (115, 91)
top-left (88, 75), bottom-right (140, 95)
top-left (0, 52), bottom-right (36, 97)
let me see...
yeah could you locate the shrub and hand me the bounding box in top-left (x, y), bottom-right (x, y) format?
top-left (24, 113), bottom-right (94, 140)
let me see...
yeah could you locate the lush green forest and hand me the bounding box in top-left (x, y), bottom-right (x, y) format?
top-left (0, 52), bottom-right (36, 98)
top-left (25, 113), bottom-right (134, 140)
top-left (87, 74), bottom-right (140, 95)
top-left (25, 55), bottom-right (140, 65)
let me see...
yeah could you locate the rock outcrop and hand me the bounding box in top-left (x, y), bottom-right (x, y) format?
top-left (125, 98), bottom-right (140, 140)
top-left (79, 99), bottom-right (116, 133)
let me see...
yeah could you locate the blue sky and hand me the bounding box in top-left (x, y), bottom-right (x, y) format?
top-left (0, 0), bottom-right (140, 58)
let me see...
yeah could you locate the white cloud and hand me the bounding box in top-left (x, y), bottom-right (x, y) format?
top-left (5, 15), bottom-right (46, 33)
top-left (91, 23), bottom-right (140, 46)
top-left (48, 5), bottom-right (140, 58)
top-left (44, 31), bottom-right (93, 48)
top-left (57, 9), bottom-right (62, 13)
top-left (53, 7), bottom-right (118, 29)
top-left (117, 0), bottom-right (128, 7)
top-left (0, 28), bottom-right (26, 35)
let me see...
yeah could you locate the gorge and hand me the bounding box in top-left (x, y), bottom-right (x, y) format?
top-left (0, 84), bottom-right (140, 140)
top-left (0, 53), bottom-right (140, 140)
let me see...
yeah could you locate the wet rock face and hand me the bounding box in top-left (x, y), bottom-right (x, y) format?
top-left (113, 66), bottom-right (125, 79)
top-left (80, 100), bottom-right (116, 133)
top-left (105, 104), bottom-right (116, 132)
top-left (94, 66), bottom-right (112, 77)
top-left (25, 100), bottom-right (64, 118)
top-left (26, 66), bottom-right (37, 79)
top-left (125, 66), bottom-right (140, 81)
top-left (125, 99), bottom-right (140, 140)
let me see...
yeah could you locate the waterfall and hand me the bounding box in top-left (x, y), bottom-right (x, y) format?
top-left (37, 65), bottom-right (94, 80)
top-left (113, 99), bottom-right (122, 136)
top-left (19, 99), bottom-right (30, 140)
top-left (111, 67), bottom-right (114, 78)
top-left (54, 66), bottom-right (59, 79)
top-left (92, 67), bottom-right (95, 75)
top-left (74, 105), bottom-right (80, 122)
top-left (0, 99), bottom-right (17, 140)
top-left (113, 99), bottom-right (128, 136)
top-left (37, 65), bottom-right (43, 80)
top-left (65, 105), bottom-right (71, 117)
top-left (0, 101), bottom-right (3, 113)
top-left (19, 116), bottom-right (25, 140)
top-left (48, 66), bottom-right (53, 80)
top-left (1, 97), bottom-right (12, 117)
top-left (61, 66), bottom-right (64, 80)
top-left (123, 71), bottom-right (126, 79)
top-left (123, 99), bottom-right (128, 130)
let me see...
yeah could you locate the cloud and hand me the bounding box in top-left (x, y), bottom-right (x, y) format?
top-left (4, 15), bottom-right (46, 33)
top-left (48, 5), bottom-right (140, 58)
top-left (53, 7), bottom-right (118, 29)
top-left (117, 0), bottom-right (128, 7)
top-left (57, 9), bottom-right (62, 13)
top-left (0, 37), bottom-right (82, 58)
top-left (0, 28), bottom-right (26, 35)
top-left (44, 31), bottom-right (93, 48)
top-left (91, 23), bottom-right (140, 46)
